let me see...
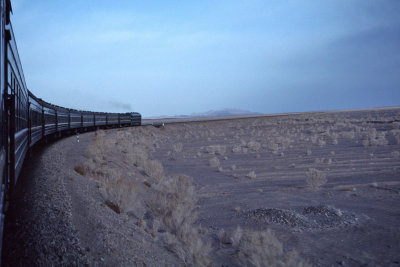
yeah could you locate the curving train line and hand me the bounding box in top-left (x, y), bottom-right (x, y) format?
top-left (0, 0), bottom-right (141, 257)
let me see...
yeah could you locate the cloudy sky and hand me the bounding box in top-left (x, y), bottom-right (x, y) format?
top-left (11, 0), bottom-right (400, 117)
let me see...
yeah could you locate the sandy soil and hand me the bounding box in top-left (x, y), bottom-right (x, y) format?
top-left (3, 107), bottom-right (400, 266)
top-left (149, 108), bottom-right (400, 266)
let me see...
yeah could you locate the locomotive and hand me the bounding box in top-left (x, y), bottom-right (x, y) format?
top-left (0, 0), bottom-right (141, 255)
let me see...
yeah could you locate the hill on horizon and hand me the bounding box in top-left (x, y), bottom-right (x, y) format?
top-left (145, 108), bottom-right (259, 119)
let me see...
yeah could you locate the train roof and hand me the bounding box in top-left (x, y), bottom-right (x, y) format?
top-left (28, 90), bottom-right (140, 116)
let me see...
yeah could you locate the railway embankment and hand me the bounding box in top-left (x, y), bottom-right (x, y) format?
top-left (2, 135), bottom-right (89, 265)
top-left (2, 130), bottom-right (181, 266)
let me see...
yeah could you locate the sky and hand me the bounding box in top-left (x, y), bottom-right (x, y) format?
top-left (10, 0), bottom-right (400, 117)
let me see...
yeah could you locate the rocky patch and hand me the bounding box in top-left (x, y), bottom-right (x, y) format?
top-left (241, 205), bottom-right (359, 230)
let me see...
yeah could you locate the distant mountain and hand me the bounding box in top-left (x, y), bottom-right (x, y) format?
top-left (145, 109), bottom-right (259, 119)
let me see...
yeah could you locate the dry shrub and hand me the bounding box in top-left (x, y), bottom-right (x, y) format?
top-left (94, 129), bottom-right (106, 138)
top-left (318, 139), bottom-right (326, 147)
top-left (314, 158), bottom-right (324, 164)
top-left (74, 165), bottom-right (86, 176)
top-left (233, 206), bottom-right (241, 212)
top-left (246, 171), bottom-right (257, 179)
top-left (148, 175), bottom-right (211, 266)
top-left (363, 128), bottom-right (388, 147)
top-left (232, 227), bottom-right (309, 267)
top-left (270, 143), bottom-right (280, 155)
top-left (330, 132), bottom-right (339, 145)
top-left (205, 145), bottom-right (226, 155)
top-left (362, 139), bottom-right (369, 147)
top-left (173, 142), bottom-right (183, 153)
top-left (392, 151), bottom-right (400, 158)
top-left (341, 131), bottom-right (355, 139)
top-left (127, 146), bottom-right (149, 167)
top-left (209, 157), bottom-right (220, 167)
top-left (391, 130), bottom-right (400, 144)
top-left (310, 134), bottom-right (327, 148)
top-left (143, 159), bottom-right (164, 181)
top-left (101, 176), bottom-right (139, 214)
top-left (232, 145), bottom-right (242, 153)
top-left (331, 138), bottom-right (338, 145)
top-left (306, 168), bottom-right (327, 189)
top-left (237, 228), bottom-right (281, 266)
top-left (85, 134), bottom-right (114, 163)
top-left (374, 132), bottom-right (388, 146)
top-left (247, 141), bottom-right (261, 151)
top-left (217, 229), bottom-right (232, 245)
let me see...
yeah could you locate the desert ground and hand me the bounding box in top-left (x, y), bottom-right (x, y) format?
top-left (3, 108), bottom-right (400, 266)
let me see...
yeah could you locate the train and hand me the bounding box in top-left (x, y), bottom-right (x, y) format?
top-left (0, 0), bottom-right (141, 256)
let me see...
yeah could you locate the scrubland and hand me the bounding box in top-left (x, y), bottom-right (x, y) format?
top-left (77, 108), bottom-right (400, 266)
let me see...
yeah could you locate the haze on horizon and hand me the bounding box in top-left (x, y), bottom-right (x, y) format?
top-left (11, 0), bottom-right (400, 117)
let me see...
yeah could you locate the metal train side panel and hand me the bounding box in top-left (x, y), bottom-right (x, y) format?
top-left (0, 0), bottom-right (8, 255)
top-left (131, 112), bottom-right (141, 126)
top-left (107, 113), bottom-right (118, 126)
top-left (43, 106), bottom-right (56, 135)
top-left (82, 112), bottom-right (94, 128)
top-left (28, 92), bottom-right (43, 147)
top-left (70, 111), bottom-right (81, 129)
top-left (6, 21), bottom-right (29, 187)
top-left (95, 113), bottom-right (106, 126)
top-left (57, 108), bottom-right (69, 131)
top-left (119, 113), bottom-right (131, 126)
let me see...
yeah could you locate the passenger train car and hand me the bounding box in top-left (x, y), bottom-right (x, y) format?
top-left (0, 0), bottom-right (141, 257)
